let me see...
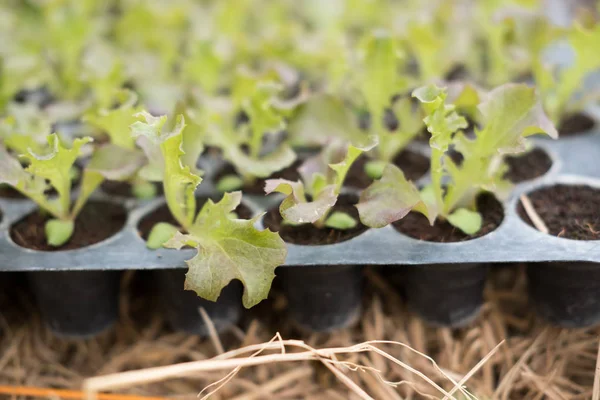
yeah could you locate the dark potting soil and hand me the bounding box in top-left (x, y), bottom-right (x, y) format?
top-left (0, 185), bottom-right (25, 199)
top-left (100, 181), bottom-right (163, 198)
top-left (393, 193), bottom-right (504, 242)
top-left (504, 148), bottom-right (553, 183)
top-left (517, 184), bottom-right (600, 240)
top-left (213, 160), bottom-right (303, 195)
top-left (357, 108), bottom-right (399, 131)
top-left (137, 198), bottom-right (253, 240)
top-left (10, 201), bottom-right (127, 251)
top-left (346, 149), bottom-right (429, 189)
top-left (444, 64), bottom-right (469, 81)
top-left (557, 113), bottom-right (596, 137)
top-left (262, 194), bottom-right (368, 245)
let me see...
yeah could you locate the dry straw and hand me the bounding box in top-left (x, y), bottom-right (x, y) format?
top-left (1, 267), bottom-right (600, 399)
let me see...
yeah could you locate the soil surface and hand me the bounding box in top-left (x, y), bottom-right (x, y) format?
top-left (0, 185), bottom-right (25, 199)
top-left (518, 184), bottom-right (600, 240)
top-left (357, 108), bottom-right (399, 131)
top-left (393, 193), bottom-right (504, 242)
top-left (137, 197), bottom-right (253, 240)
top-left (100, 181), bottom-right (163, 198)
top-left (504, 148), bottom-right (553, 183)
top-left (262, 194), bottom-right (368, 245)
top-left (10, 201), bottom-right (127, 251)
top-left (558, 113), bottom-right (596, 137)
top-left (346, 150), bottom-right (429, 189)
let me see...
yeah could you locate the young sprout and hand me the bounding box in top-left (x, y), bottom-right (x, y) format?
top-left (0, 134), bottom-right (142, 246)
top-left (130, 111), bottom-right (287, 308)
top-left (357, 83), bottom-right (557, 234)
top-left (211, 69), bottom-right (297, 192)
top-left (1, 102), bottom-right (52, 155)
top-left (534, 23), bottom-right (600, 125)
top-left (83, 90), bottom-right (156, 199)
top-left (350, 30), bottom-right (424, 179)
top-left (265, 136), bottom-right (377, 230)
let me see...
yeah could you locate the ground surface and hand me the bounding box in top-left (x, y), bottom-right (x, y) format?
top-left (0, 265), bottom-right (599, 399)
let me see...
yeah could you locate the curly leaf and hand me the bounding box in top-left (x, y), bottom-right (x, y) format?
top-left (22, 134), bottom-right (91, 218)
top-left (264, 179), bottom-right (338, 225)
top-left (329, 136), bottom-right (378, 193)
top-left (83, 90), bottom-right (140, 150)
top-left (0, 147), bottom-right (50, 211)
top-left (241, 78), bottom-right (286, 157)
top-left (359, 30), bottom-right (406, 120)
top-left (0, 147), bottom-right (28, 186)
top-left (165, 192), bottom-right (287, 308)
top-left (287, 94), bottom-right (365, 147)
top-left (477, 83), bottom-right (557, 155)
top-left (132, 113), bottom-right (202, 229)
top-left (357, 164), bottom-right (428, 228)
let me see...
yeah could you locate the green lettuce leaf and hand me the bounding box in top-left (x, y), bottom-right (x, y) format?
top-left (265, 179), bottom-right (338, 225)
top-left (287, 94), bottom-right (365, 147)
top-left (265, 137), bottom-right (376, 227)
top-left (537, 23), bottom-right (600, 123)
top-left (131, 112), bottom-right (202, 230)
top-left (22, 134), bottom-right (92, 218)
top-left (83, 90), bottom-right (140, 150)
top-left (356, 164), bottom-right (426, 228)
top-left (164, 192), bottom-right (287, 308)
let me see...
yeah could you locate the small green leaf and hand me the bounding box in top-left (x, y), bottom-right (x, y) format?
top-left (265, 179), bottom-right (338, 225)
top-left (216, 174), bottom-right (244, 193)
top-left (364, 159), bottom-right (388, 180)
top-left (23, 134), bottom-right (92, 218)
top-left (83, 90), bottom-right (140, 150)
top-left (325, 211), bottom-right (357, 230)
top-left (132, 181), bottom-right (157, 200)
top-left (447, 208), bottom-right (483, 235)
top-left (147, 222), bottom-right (179, 250)
top-left (224, 143), bottom-right (297, 179)
top-left (45, 219), bottom-right (74, 247)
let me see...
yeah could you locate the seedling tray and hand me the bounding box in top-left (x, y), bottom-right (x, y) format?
top-left (1, 130), bottom-right (599, 271)
top-left (1, 120), bottom-right (599, 334)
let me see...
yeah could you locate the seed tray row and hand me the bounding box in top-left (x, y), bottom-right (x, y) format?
top-left (1, 131), bottom-right (599, 271)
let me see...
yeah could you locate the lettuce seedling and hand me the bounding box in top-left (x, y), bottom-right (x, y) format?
top-left (83, 90), bottom-right (156, 199)
top-left (210, 71), bottom-right (297, 192)
top-left (1, 102), bottom-right (52, 155)
top-left (265, 136), bottom-right (377, 230)
top-left (0, 133), bottom-right (142, 246)
top-left (130, 112), bottom-right (287, 308)
top-left (350, 30), bottom-right (424, 179)
top-left (534, 23), bottom-right (600, 125)
top-left (357, 83), bottom-right (557, 234)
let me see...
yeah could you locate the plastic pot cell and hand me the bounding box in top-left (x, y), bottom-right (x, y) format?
top-left (402, 263), bottom-right (489, 327)
top-left (154, 269), bottom-right (243, 336)
top-left (27, 270), bottom-right (122, 338)
top-left (527, 262), bottom-right (600, 327)
top-left (278, 265), bottom-right (363, 332)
